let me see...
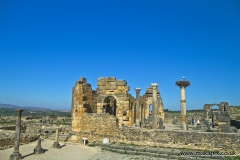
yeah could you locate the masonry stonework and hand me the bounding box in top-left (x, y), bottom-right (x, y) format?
top-left (72, 113), bottom-right (240, 155)
top-left (71, 77), bottom-right (165, 131)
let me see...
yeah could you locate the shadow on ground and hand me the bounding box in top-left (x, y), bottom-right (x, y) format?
top-left (22, 149), bottom-right (48, 159)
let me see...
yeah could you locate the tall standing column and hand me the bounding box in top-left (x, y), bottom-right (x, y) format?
top-left (176, 79), bottom-right (190, 130)
top-left (140, 104), bottom-right (145, 128)
top-left (135, 88), bottom-right (141, 127)
top-left (151, 83), bottom-right (158, 129)
top-left (52, 129), bottom-right (60, 149)
top-left (10, 109), bottom-right (24, 160)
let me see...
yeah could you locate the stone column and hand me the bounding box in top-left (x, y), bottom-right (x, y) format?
top-left (52, 129), bottom-right (60, 149)
top-left (141, 105), bottom-right (146, 128)
top-left (135, 88), bottom-right (141, 127)
top-left (151, 83), bottom-right (158, 129)
top-left (116, 103), bottom-right (123, 128)
top-left (180, 86), bottom-right (187, 130)
top-left (34, 137), bottom-right (44, 154)
top-left (10, 109), bottom-right (24, 160)
top-left (176, 80), bottom-right (190, 130)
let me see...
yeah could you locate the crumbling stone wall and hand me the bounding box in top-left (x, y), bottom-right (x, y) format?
top-left (0, 125), bottom-right (26, 131)
top-left (231, 119), bottom-right (240, 129)
top-left (76, 113), bottom-right (118, 134)
top-left (72, 77), bottom-right (96, 132)
top-left (96, 77), bottom-right (134, 126)
top-left (0, 131), bottom-right (38, 150)
top-left (74, 113), bottom-right (240, 155)
top-left (71, 77), bottom-right (165, 131)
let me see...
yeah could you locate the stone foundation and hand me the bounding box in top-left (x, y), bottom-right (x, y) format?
top-left (72, 113), bottom-right (240, 155)
top-left (0, 133), bottom-right (39, 150)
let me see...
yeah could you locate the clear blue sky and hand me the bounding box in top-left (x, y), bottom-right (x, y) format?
top-left (0, 0), bottom-right (239, 110)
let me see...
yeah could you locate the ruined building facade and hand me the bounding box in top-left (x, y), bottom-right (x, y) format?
top-left (71, 77), bottom-right (164, 132)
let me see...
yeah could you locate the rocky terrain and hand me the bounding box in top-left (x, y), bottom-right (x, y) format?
top-left (0, 113), bottom-right (71, 151)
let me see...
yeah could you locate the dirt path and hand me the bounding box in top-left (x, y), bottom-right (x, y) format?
top-left (0, 139), bottom-right (101, 160)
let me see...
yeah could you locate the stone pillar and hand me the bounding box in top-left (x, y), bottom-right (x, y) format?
top-left (180, 86), bottom-right (187, 130)
top-left (116, 103), bottom-right (123, 128)
top-left (151, 83), bottom-right (158, 129)
top-left (141, 105), bottom-right (146, 128)
top-left (10, 109), bottom-right (24, 160)
top-left (176, 80), bottom-right (190, 130)
top-left (52, 129), bottom-right (60, 149)
top-left (135, 88), bottom-right (141, 127)
top-left (34, 137), bottom-right (44, 154)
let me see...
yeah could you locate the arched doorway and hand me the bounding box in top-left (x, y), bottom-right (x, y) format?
top-left (211, 105), bottom-right (220, 128)
top-left (149, 104), bottom-right (153, 116)
top-left (103, 96), bottom-right (117, 116)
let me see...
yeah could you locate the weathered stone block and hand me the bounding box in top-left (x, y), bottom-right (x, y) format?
top-left (137, 152), bottom-right (149, 156)
top-left (125, 146), bottom-right (134, 151)
top-left (116, 81), bottom-right (127, 86)
top-left (159, 154), bottom-right (169, 158)
top-left (126, 150), bottom-right (136, 154)
top-left (110, 145), bottom-right (119, 149)
top-left (102, 147), bottom-right (111, 151)
top-left (168, 155), bottom-right (178, 159)
top-left (34, 146), bottom-right (44, 154)
top-left (148, 152), bottom-right (160, 157)
top-left (111, 149), bottom-right (117, 152)
top-left (156, 150), bottom-right (172, 155)
top-left (10, 152), bottom-right (22, 160)
top-left (115, 149), bottom-right (125, 154)
top-left (145, 148), bottom-right (157, 153)
top-left (117, 146), bottom-right (125, 150)
top-left (133, 147), bottom-right (145, 152)
top-left (52, 142), bottom-right (60, 149)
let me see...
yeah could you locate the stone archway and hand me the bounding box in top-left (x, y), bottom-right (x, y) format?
top-left (149, 104), bottom-right (153, 116)
top-left (211, 104), bottom-right (220, 128)
top-left (103, 96), bottom-right (117, 116)
top-left (203, 102), bottom-right (231, 131)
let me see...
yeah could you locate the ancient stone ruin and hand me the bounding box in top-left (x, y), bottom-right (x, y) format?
top-left (71, 77), bottom-right (165, 131)
top-left (69, 77), bottom-right (240, 155)
top-left (175, 79), bottom-right (190, 130)
top-left (203, 102), bottom-right (235, 132)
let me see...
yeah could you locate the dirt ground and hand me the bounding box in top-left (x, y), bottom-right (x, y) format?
top-left (0, 139), bottom-right (101, 160)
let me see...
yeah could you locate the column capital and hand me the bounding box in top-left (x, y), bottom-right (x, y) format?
top-left (151, 83), bottom-right (159, 88)
top-left (135, 88), bottom-right (141, 92)
top-left (176, 80), bottom-right (190, 87)
top-left (15, 109), bottom-right (24, 113)
top-left (15, 109), bottom-right (24, 116)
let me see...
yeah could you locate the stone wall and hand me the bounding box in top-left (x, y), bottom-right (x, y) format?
top-left (73, 113), bottom-right (240, 155)
top-left (72, 77), bottom-right (96, 132)
top-left (0, 130), bottom-right (38, 150)
top-left (0, 125), bottom-right (26, 131)
top-left (71, 77), bottom-right (165, 129)
top-left (72, 113), bottom-right (118, 135)
top-left (231, 119), bottom-right (240, 129)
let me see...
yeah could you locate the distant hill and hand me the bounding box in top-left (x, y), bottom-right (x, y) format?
top-left (0, 103), bottom-right (52, 111)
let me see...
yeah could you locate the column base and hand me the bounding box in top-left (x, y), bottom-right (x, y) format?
top-left (34, 146), bottom-right (44, 154)
top-left (181, 122), bottom-right (187, 130)
top-left (10, 152), bottom-right (22, 160)
top-left (141, 123), bottom-right (145, 128)
top-left (52, 142), bottom-right (60, 149)
top-left (152, 123), bottom-right (157, 129)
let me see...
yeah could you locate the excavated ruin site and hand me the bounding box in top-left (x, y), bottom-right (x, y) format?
top-left (1, 77), bottom-right (240, 160)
